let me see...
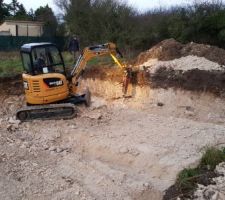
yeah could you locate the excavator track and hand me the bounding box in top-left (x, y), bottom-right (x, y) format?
top-left (16, 103), bottom-right (78, 122)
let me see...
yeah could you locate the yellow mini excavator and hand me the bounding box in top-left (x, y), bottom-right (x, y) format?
top-left (16, 42), bottom-right (129, 121)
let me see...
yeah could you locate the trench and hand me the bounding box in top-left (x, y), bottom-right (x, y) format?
top-left (80, 76), bottom-right (225, 125)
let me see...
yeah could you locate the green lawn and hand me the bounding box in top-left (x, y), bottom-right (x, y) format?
top-left (0, 51), bottom-right (117, 77)
top-left (0, 52), bottom-right (22, 77)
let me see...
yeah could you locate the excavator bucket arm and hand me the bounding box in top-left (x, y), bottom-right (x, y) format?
top-left (70, 42), bottom-right (130, 94)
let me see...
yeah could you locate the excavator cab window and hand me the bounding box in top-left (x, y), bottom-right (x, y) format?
top-left (21, 53), bottom-right (32, 73)
top-left (21, 44), bottom-right (66, 76)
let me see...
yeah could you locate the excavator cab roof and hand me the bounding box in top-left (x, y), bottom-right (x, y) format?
top-left (21, 43), bottom-right (55, 53)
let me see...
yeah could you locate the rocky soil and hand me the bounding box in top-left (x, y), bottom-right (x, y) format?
top-left (1, 86), bottom-right (225, 200)
top-left (1, 39), bottom-right (225, 200)
top-left (194, 162), bottom-right (225, 200)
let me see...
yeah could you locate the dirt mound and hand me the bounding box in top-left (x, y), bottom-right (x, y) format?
top-left (140, 55), bottom-right (225, 96)
top-left (147, 56), bottom-right (224, 72)
top-left (132, 40), bottom-right (225, 96)
top-left (135, 39), bottom-right (183, 65)
top-left (135, 39), bottom-right (225, 65)
top-left (182, 42), bottom-right (225, 65)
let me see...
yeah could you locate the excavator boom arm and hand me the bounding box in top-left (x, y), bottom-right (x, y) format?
top-left (71, 42), bottom-right (125, 81)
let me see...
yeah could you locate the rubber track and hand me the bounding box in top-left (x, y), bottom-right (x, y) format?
top-left (16, 103), bottom-right (78, 122)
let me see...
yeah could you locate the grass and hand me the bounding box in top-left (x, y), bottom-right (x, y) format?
top-left (0, 50), bottom-right (120, 78)
top-left (177, 168), bottom-right (200, 191)
top-left (0, 51), bottom-right (23, 77)
top-left (176, 147), bottom-right (225, 194)
top-left (62, 52), bottom-right (74, 68)
top-left (200, 147), bottom-right (225, 170)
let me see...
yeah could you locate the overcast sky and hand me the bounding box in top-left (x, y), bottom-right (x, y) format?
top-left (3, 0), bottom-right (191, 13)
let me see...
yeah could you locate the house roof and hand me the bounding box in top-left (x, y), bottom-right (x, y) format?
top-left (4, 20), bottom-right (44, 25)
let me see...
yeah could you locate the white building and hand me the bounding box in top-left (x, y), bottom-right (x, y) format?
top-left (0, 20), bottom-right (44, 37)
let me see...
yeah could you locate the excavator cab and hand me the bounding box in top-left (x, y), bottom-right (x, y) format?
top-left (21, 43), bottom-right (66, 76)
top-left (20, 43), bottom-right (70, 105)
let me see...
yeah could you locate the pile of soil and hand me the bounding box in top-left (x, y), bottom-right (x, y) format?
top-left (130, 39), bottom-right (225, 96)
top-left (135, 38), bottom-right (225, 66)
top-left (135, 39), bottom-right (183, 65)
top-left (182, 42), bottom-right (225, 65)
